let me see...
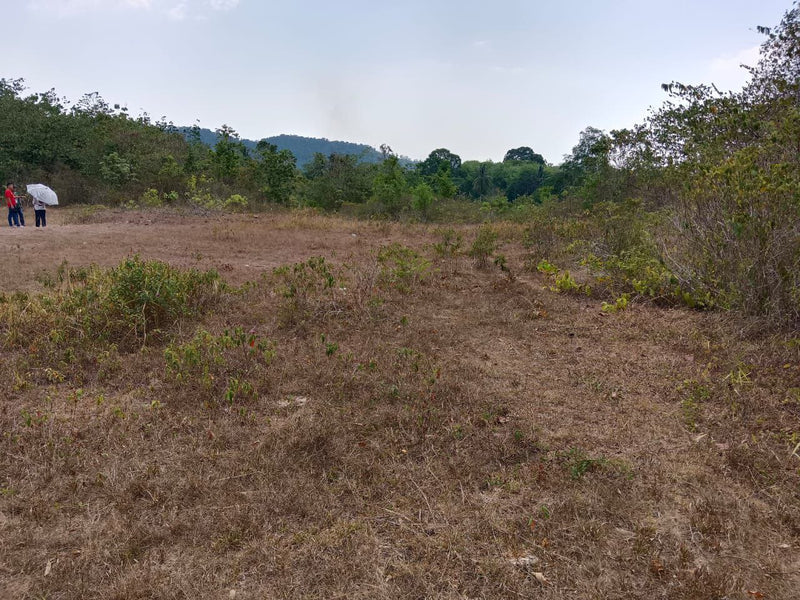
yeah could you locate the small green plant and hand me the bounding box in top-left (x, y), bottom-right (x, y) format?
top-left (271, 257), bottom-right (340, 325)
top-left (536, 259), bottom-right (560, 276)
top-left (678, 380), bottom-right (711, 431)
top-left (601, 293), bottom-right (630, 313)
top-left (164, 326), bottom-right (274, 405)
top-left (536, 259), bottom-right (589, 295)
top-left (468, 225), bottom-right (499, 268)
top-left (432, 228), bottom-right (463, 257)
top-left (21, 409), bottom-right (48, 428)
top-left (494, 254), bottom-right (514, 280)
top-left (320, 333), bottom-right (339, 357)
top-left (554, 270), bottom-right (589, 295)
top-left (377, 244), bottom-right (431, 292)
top-left (566, 447), bottom-right (606, 479)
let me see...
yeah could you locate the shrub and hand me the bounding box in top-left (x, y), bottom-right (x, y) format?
top-left (432, 228), bottom-right (463, 257)
top-left (164, 326), bottom-right (275, 405)
top-left (0, 257), bottom-right (223, 369)
top-left (224, 194), bottom-right (248, 210)
top-left (140, 188), bottom-right (162, 207)
top-left (104, 256), bottom-right (222, 341)
top-left (468, 225), bottom-right (499, 268)
top-left (377, 244), bottom-right (431, 292)
top-left (271, 257), bottom-right (342, 326)
top-left (670, 118), bottom-right (800, 327)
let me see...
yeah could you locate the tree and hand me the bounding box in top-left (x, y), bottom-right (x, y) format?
top-left (371, 155), bottom-right (410, 214)
top-left (418, 148), bottom-right (461, 177)
top-left (303, 153), bottom-right (371, 211)
top-left (211, 124), bottom-right (247, 184)
top-left (252, 141), bottom-right (297, 203)
top-left (506, 163), bottom-right (544, 201)
top-left (503, 146), bottom-right (545, 164)
top-left (472, 162), bottom-right (491, 196)
top-left (743, 4), bottom-right (800, 106)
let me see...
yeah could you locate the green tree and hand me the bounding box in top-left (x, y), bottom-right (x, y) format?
top-left (503, 146), bottom-right (545, 164)
top-left (252, 141), bottom-right (297, 203)
top-left (211, 124), bottom-right (247, 184)
top-left (303, 153), bottom-right (371, 211)
top-left (370, 155), bottom-right (410, 214)
top-left (418, 148), bottom-right (462, 177)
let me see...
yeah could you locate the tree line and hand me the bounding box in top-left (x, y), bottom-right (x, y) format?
top-left (0, 78), bottom-right (569, 215)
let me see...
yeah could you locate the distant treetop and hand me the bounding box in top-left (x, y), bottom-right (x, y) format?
top-left (503, 147), bottom-right (545, 164)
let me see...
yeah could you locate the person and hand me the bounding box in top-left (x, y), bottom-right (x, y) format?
top-left (5, 182), bottom-right (20, 227)
top-left (32, 192), bottom-right (47, 227)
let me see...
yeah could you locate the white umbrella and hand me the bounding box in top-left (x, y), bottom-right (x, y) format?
top-left (26, 184), bottom-right (59, 206)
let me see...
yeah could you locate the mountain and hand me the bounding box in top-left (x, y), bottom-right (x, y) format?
top-left (179, 128), bottom-right (410, 167)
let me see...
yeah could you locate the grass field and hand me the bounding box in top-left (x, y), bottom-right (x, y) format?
top-left (1, 208), bottom-right (799, 599)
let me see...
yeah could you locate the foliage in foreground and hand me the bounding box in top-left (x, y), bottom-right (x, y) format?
top-left (0, 257), bottom-right (222, 377)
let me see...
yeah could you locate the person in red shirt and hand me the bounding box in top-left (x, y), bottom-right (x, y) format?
top-left (6, 183), bottom-right (21, 227)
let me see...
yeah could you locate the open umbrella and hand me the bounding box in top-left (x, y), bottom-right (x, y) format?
top-left (26, 184), bottom-right (59, 206)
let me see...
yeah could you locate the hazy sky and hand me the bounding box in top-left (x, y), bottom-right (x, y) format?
top-left (2, 0), bottom-right (793, 163)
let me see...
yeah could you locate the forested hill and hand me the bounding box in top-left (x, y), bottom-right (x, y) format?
top-left (179, 128), bottom-right (387, 167)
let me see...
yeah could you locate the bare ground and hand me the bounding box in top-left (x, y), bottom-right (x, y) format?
top-left (1, 208), bottom-right (799, 599)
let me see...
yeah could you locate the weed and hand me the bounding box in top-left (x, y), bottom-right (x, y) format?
top-left (536, 259), bottom-right (590, 295)
top-left (565, 447), bottom-right (606, 479)
top-left (164, 326), bottom-right (275, 406)
top-left (536, 259), bottom-right (559, 276)
top-left (601, 293), bottom-right (631, 313)
top-left (271, 256), bottom-right (340, 325)
top-left (320, 333), bottom-right (339, 357)
top-left (678, 380), bottom-right (711, 431)
top-left (0, 258), bottom-right (222, 383)
top-left (468, 225), bottom-right (499, 268)
top-left (377, 244), bottom-right (431, 292)
top-left (493, 253), bottom-right (514, 280)
top-left (432, 227), bottom-right (463, 257)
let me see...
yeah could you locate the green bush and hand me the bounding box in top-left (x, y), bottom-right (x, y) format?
top-left (0, 257), bottom-right (223, 369)
top-left (672, 114), bottom-right (800, 326)
top-left (432, 227), bottom-right (463, 257)
top-left (468, 225), bottom-right (499, 268)
top-left (271, 257), bottom-right (341, 325)
top-left (377, 244), bottom-right (431, 292)
top-left (164, 326), bottom-right (275, 405)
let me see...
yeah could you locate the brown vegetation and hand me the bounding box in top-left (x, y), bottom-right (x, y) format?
top-left (1, 208), bottom-right (799, 599)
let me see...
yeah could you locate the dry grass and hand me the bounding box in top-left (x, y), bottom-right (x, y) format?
top-left (1, 210), bottom-right (799, 599)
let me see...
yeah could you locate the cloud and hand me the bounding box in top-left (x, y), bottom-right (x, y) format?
top-left (708, 45), bottom-right (760, 91)
top-left (208, 0), bottom-right (239, 10)
top-left (167, 0), bottom-right (187, 20)
top-left (27, 0), bottom-right (239, 19)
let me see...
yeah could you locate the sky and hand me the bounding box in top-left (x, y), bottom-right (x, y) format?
top-left (1, 0), bottom-right (794, 163)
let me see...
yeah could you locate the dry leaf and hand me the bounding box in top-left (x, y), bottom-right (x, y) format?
top-left (533, 572), bottom-right (549, 585)
top-left (650, 558), bottom-right (665, 577)
top-left (44, 559), bottom-right (53, 576)
top-left (509, 555), bottom-right (539, 567)
top-left (747, 591), bottom-right (764, 599)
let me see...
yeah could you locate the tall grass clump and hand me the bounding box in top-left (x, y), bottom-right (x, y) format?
top-left (0, 257), bottom-right (223, 371)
